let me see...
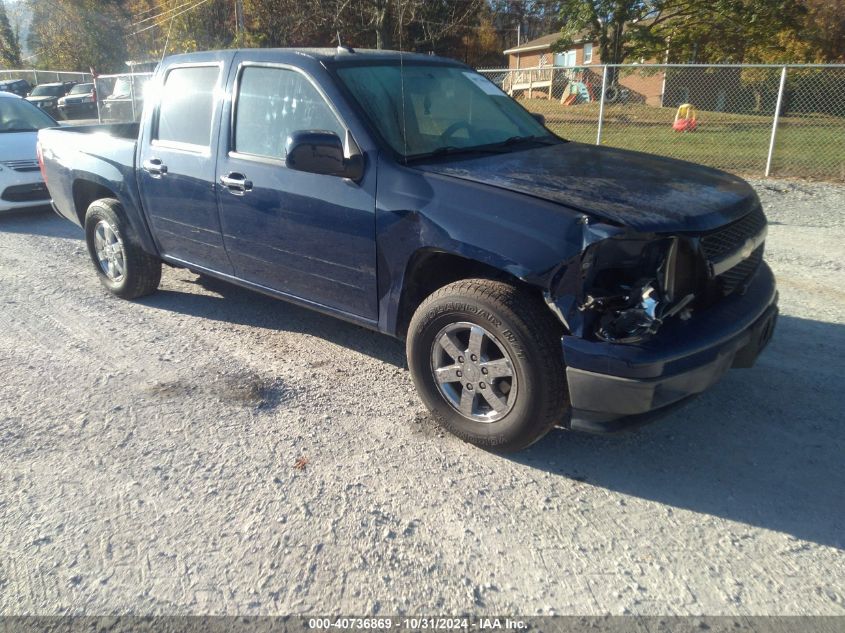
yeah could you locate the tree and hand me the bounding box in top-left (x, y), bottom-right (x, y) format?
top-left (137, 0), bottom-right (235, 55)
top-left (460, 4), bottom-right (505, 67)
top-left (553, 0), bottom-right (810, 65)
top-left (27, 0), bottom-right (128, 72)
top-left (241, 0), bottom-right (335, 48)
top-left (659, 0), bottom-right (807, 63)
top-left (803, 0), bottom-right (845, 62)
top-left (330, 0), bottom-right (483, 52)
top-left (0, 0), bottom-right (21, 67)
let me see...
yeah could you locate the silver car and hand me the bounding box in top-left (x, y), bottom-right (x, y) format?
top-left (0, 92), bottom-right (56, 214)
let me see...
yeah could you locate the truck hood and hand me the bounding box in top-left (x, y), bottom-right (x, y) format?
top-left (414, 142), bottom-right (760, 233)
top-left (0, 131), bottom-right (37, 161)
top-left (26, 96), bottom-right (56, 104)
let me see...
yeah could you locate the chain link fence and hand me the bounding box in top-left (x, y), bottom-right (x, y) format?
top-left (92, 72), bottom-right (154, 123)
top-left (0, 69), bottom-right (93, 85)
top-left (479, 64), bottom-right (845, 182)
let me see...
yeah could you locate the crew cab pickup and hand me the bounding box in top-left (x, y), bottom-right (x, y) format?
top-left (38, 48), bottom-right (778, 451)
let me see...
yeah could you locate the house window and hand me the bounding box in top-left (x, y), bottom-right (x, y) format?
top-left (583, 43), bottom-right (593, 64)
top-left (554, 51), bottom-right (577, 67)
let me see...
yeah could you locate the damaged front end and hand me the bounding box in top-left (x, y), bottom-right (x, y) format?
top-left (545, 223), bottom-right (705, 344)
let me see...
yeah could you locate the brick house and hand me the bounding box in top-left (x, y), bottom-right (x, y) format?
top-left (502, 32), bottom-right (667, 107)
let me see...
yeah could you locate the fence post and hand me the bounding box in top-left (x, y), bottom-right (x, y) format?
top-left (96, 77), bottom-right (103, 124)
top-left (33, 70), bottom-right (39, 85)
top-left (130, 75), bottom-right (137, 122)
top-left (596, 65), bottom-right (608, 145)
top-left (765, 66), bottom-right (788, 177)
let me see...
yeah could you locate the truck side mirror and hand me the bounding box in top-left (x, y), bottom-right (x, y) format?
top-left (285, 130), bottom-right (363, 181)
top-left (531, 112), bottom-right (546, 126)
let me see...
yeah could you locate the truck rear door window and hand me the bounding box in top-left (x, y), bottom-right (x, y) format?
top-left (156, 65), bottom-right (220, 148)
top-left (234, 66), bottom-right (344, 160)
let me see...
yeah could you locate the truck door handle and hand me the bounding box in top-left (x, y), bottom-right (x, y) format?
top-left (142, 158), bottom-right (168, 177)
top-left (220, 172), bottom-right (253, 195)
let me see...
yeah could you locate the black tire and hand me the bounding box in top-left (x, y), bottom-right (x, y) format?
top-left (84, 198), bottom-right (161, 299)
top-left (406, 278), bottom-right (568, 452)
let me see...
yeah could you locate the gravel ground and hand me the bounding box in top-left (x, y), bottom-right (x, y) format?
top-left (0, 180), bottom-right (843, 616)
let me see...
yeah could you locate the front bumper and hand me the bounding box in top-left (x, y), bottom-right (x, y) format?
top-left (30, 102), bottom-right (59, 116)
top-left (58, 102), bottom-right (97, 118)
top-left (562, 262), bottom-right (778, 433)
top-left (0, 167), bottom-right (51, 214)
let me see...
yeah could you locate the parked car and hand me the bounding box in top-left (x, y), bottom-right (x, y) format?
top-left (57, 82), bottom-right (97, 119)
top-left (1, 92), bottom-right (56, 214)
top-left (37, 49), bottom-right (778, 451)
top-left (26, 81), bottom-right (77, 117)
top-left (101, 75), bottom-right (149, 121)
top-left (0, 78), bottom-right (32, 97)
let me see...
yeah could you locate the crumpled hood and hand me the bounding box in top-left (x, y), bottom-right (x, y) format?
top-left (415, 142), bottom-right (760, 233)
top-left (0, 131), bottom-right (38, 162)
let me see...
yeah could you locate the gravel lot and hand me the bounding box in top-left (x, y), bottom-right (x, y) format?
top-left (1, 179), bottom-right (843, 616)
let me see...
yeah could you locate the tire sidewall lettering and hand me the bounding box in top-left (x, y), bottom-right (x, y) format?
top-left (423, 301), bottom-right (526, 360)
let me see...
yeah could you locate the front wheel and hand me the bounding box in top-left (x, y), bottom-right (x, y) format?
top-left (84, 198), bottom-right (161, 299)
top-left (407, 279), bottom-right (568, 452)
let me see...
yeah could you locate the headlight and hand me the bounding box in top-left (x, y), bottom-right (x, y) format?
top-left (575, 236), bottom-right (701, 343)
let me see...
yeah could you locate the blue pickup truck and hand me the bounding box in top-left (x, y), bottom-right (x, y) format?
top-left (37, 48), bottom-right (778, 451)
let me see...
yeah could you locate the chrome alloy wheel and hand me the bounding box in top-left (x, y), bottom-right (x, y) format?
top-left (430, 321), bottom-right (518, 423)
top-left (93, 219), bottom-right (126, 282)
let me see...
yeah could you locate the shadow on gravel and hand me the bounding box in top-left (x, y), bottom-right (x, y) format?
top-left (516, 315), bottom-right (845, 549)
top-left (137, 274), bottom-right (406, 367)
top-left (0, 207), bottom-right (81, 240)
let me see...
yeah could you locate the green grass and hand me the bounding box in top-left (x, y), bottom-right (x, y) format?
top-left (517, 99), bottom-right (845, 181)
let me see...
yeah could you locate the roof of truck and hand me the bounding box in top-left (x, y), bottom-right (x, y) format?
top-left (168, 47), bottom-right (464, 66)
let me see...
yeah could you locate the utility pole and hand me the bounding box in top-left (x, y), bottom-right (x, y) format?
top-left (234, 0), bottom-right (244, 44)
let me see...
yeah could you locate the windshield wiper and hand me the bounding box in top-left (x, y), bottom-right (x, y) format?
top-left (500, 135), bottom-right (557, 146)
top-left (0, 128), bottom-right (38, 133)
top-left (407, 135), bottom-right (559, 162)
top-left (407, 145), bottom-right (503, 161)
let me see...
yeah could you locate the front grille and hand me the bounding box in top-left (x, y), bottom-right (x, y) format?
top-left (717, 245), bottom-right (764, 295)
top-left (1, 182), bottom-right (50, 203)
top-left (700, 206), bottom-right (767, 261)
top-left (1, 159), bottom-right (40, 173)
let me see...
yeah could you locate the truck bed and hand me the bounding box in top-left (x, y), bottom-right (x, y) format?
top-left (38, 123), bottom-right (142, 231)
top-left (51, 122), bottom-right (140, 140)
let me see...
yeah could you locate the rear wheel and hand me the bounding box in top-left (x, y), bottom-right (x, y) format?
top-left (84, 198), bottom-right (161, 299)
top-left (407, 278), bottom-right (568, 452)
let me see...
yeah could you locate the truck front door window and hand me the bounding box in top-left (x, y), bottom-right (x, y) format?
top-left (235, 66), bottom-right (344, 160)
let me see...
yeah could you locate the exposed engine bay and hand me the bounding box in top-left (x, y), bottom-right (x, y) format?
top-left (546, 209), bottom-right (767, 345)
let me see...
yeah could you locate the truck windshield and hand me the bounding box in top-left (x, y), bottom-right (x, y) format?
top-left (0, 97), bottom-right (56, 132)
top-left (69, 83), bottom-right (94, 95)
top-left (335, 63), bottom-right (557, 160)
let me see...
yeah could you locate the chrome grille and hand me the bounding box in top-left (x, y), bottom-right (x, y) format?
top-left (717, 245), bottom-right (764, 295)
top-left (700, 207), bottom-right (767, 261)
top-left (1, 159), bottom-right (40, 173)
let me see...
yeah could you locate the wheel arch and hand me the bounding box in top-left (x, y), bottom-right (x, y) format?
top-left (72, 179), bottom-right (116, 226)
top-left (71, 176), bottom-right (159, 256)
top-left (392, 248), bottom-right (546, 339)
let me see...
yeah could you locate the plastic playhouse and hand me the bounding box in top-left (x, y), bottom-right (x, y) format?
top-left (673, 103), bottom-right (698, 132)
